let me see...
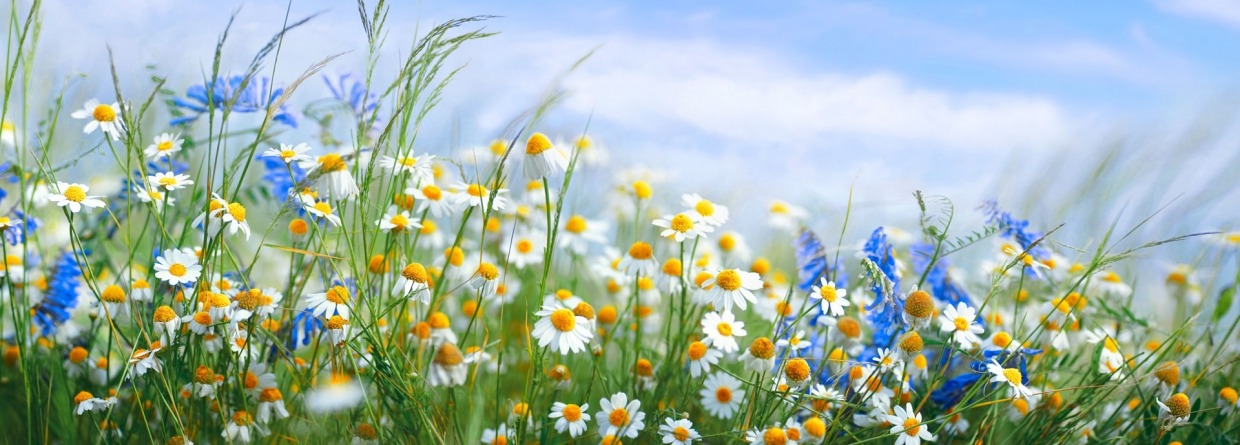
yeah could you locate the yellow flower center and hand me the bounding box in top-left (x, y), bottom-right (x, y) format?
top-left (100, 285), bottom-right (126, 303)
top-left (763, 428), bottom-right (788, 445)
top-left (477, 262), bottom-right (499, 280)
top-left (749, 337), bottom-right (775, 359)
top-left (904, 290), bottom-right (934, 318)
top-left (672, 426), bottom-right (691, 441)
top-left (632, 181), bottom-right (652, 199)
top-left (354, 423), bottom-right (376, 440)
top-left (550, 308), bottom-right (576, 332)
top-left (466, 183), bottom-right (487, 197)
top-left (669, 213), bottom-right (694, 233)
top-left (716, 322), bottom-right (733, 337)
top-left (63, 185), bottom-right (87, 203)
top-left (837, 317), bottom-right (861, 338)
top-left (953, 317), bottom-right (969, 332)
top-left (421, 184), bottom-right (442, 200)
top-left (902, 418), bottom-right (920, 437)
top-left (227, 202), bottom-right (247, 222)
top-left (715, 386), bottom-right (733, 403)
top-left (74, 391), bottom-right (94, 405)
top-left (526, 132), bottom-right (553, 155)
top-left (687, 341), bottom-right (708, 360)
top-left (289, 219), bottom-right (309, 235)
top-left (635, 358), bottom-right (654, 376)
top-left (1154, 361), bottom-right (1180, 386)
top-left (562, 404), bottom-right (582, 422)
top-left (318, 154), bottom-right (347, 172)
top-left (819, 285), bottom-right (838, 302)
top-left (1166, 393), bottom-right (1191, 417)
top-left (69, 346), bottom-right (89, 363)
top-left (398, 156), bottom-right (417, 167)
top-left (428, 312), bottom-right (450, 329)
top-left (93, 104), bottom-right (116, 122)
top-left (325, 286), bottom-right (350, 304)
top-left (401, 263), bottom-right (429, 283)
top-left (1220, 387), bottom-right (1238, 404)
top-left (327, 315), bottom-right (348, 330)
top-left (194, 365), bottom-right (214, 384)
top-left (899, 331), bottom-right (924, 353)
top-left (785, 358), bottom-right (810, 381)
top-left (516, 239), bottom-right (534, 254)
top-left (389, 213), bottom-right (409, 229)
top-left (993, 331), bottom-right (1013, 348)
top-left (433, 343), bottom-right (464, 365)
top-left (714, 270), bottom-right (742, 291)
top-left (564, 215), bottom-right (588, 233)
top-left (608, 408), bottom-right (629, 427)
top-left (1002, 368), bottom-right (1023, 384)
top-left (313, 202), bottom-right (332, 215)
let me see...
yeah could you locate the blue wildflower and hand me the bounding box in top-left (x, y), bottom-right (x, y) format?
top-left (859, 227), bottom-right (902, 362)
top-left (930, 371), bottom-right (983, 408)
top-left (32, 252), bottom-right (83, 335)
top-left (981, 200), bottom-right (1050, 261)
top-left (171, 75), bottom-right (298, 127)
top-left (910, 242), bottom-right (975, 308)
top-left (257, 153), bottom-right (306, 202)
top-left (289, 307), bottom-right (323, 350)
top-left (794, 228), bottom-right (847, 292)
top-left (323, 73), bottom-right (380, 121)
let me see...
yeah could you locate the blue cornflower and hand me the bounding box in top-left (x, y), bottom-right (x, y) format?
top-left (859, 227), bottom-right (902, 362)
top-left (323, 73), bottom-right (380, 121)
top-left (32, 252), bottom-right (83, 335)
top-left (981, 200), bottom-right (1050, 261)
top-left (257, 153), bottom-right (306, 202)
top-left (930, 372), bottom-right (983, 408)
top-left (171, 75), bottom-right (298, 127)
top-left (289, 307), bottom-right (323, 350)
top-left (910, 242), bottom-right (975, 309)
top-left (794, 228), bottom-right (847, 292)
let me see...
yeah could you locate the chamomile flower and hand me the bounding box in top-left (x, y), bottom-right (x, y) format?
top-left (73, 391), bottom-right (118, 415)
top-left (302, 197), bottom-right (342, 227)
top-left (480, 425), bottom-right (511, 445)
top-left (532, 303), bottom-right (594, 354)
top-left (144, 133), bottom-right (184, 160)
top-left (128, 342), bottom-right (163, 376)
top-left (64, 347), bottom-right (90, 379)
top-left (305, 373), bottom-right (365, 413)
top-left (986, 360), bottom-right (1035, 399)
top-left (71, 99), bottom-right (124, 139)
top-left (305, 285), bottom-right (352, 320)
top-left (195, 194), bottom-right (252, 239)
top-left (659, 418), bottom-right (700, 445)
top-left (98, 284), bottom-right (129, 319)
top-left (395, 263), bottom-right (433, 304)
top-left (262, 143), bottom-right (314, 165)
top-left (376, 206), bottom-right (421, 233)
top-left (653, 212), bottom-right (713, 243)
top-left (810, 278), bottom-right (850, 317)
top-left (524, 132), bottom-right (568, 180)
top-left (453, 182), bottom-right (509, 213)
top-left (428, 343), bottom-right (467, 387)
top-left (885, 403), bottom-right (935, 445)
top-left (148, 171), bottom-right (194, 191)
top-left (153, 249), bottom-right (202, 286)
top-left (231, 288), bottom-right (281, 321)
top-left (559, 215), bottom-right (609, 255)
top-left (507, 232), bottom-right (544, 269)
top-left (48, 182), bottom-right (107, 213)
top-left (301, 153), bottom-right (360, 200)
top-left (686, 341), bottom-right (723, 377)
top-left (682, 193), bottom-right (729, 226)
top-left (1156, 393), bottom-right (1191, 431)
top-left (776, 330), bottom-right (812, 356)
top-left (1218, 387), bottom-right (1238, 415)
top-left (409, 184), bottom-right (455, 218)
top-left (768, 200), bottom-right (809, 231)
top-left (739, 337), bottom-right (777, 372)
top-left (700, 311), bottom-right (746, 353)
top-left (701, 268), bottom-right (763, 312)
top-left (549, 402), bottom-right (592, 438)
top-left (379, 152), bottom-right (435, 181)
top-left (700, 372), bottom-right (745, 419)
top-left (257, 388), bottom-right (289, 424)
top-left (939, 302), bottom-right (984, 348)
top-left (619, 241), bottom-right (659, 276)
top-left (596, 392), bottom-right (645, 439)
top-left (466, 262), bottom-right (502, 299)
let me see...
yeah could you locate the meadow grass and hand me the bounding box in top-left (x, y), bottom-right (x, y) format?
top-left (0, 2), bottom-right (1238, 444)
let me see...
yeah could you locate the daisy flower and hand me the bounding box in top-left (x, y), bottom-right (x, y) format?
top-left (73, 391), bottom-right (117, 415)
top-left (701, 268), bottom-right (763, 312)
top-left (379, 152), bottom-right (435, 181)
top-left (986, 360), bottom-right (1035, 399)
top-left (739, 337), bottom-right (777, 372)
top-left (148, 172), bottom-right (194, 191)
top-left (131, 188), bottom-right (169, 213)
top-left (682, 193), bottom-right (729, 226)
top-left (302, 197), bottom-right (342, 227)
top-left (507, 231), bottom-right (545, 269)
top-left (744, 425), bottom-right (794, 445)
top-left (428, 343), bottom-right (467, 387)
top-left (231, 287), bottom-right (282, 321)
top-left (810, 278), bottom-right (850, 317)
top-left (480, 425), bottom-right (511, 445)
top-left (305, 373), bottom-right (365, 413)
top-left (653, 212), bottom-right (713, 243)
top-left (452, 182), bottom-right (509, 213)
top-left (257, 388), bottom-right (289, 424)
top-left (395, 263), bottom-right (433, 304)
top-left (376, 206), bottom-right (421, 233)
top-left (304, 285), bottom-right (352, 319)
top-left (776, 330), bottom-right (812, 356)
top-left (532, 303), bottom-right (594, 354)
top-left (144, 133), bottom-right (184, 160)
top-left (262, 143), bottom-right (314, 165)
top-left (700, 311), bottom-right (747, 353)
top-left (222, 411), bottom-right (256, 443)
top-left (885, 403), bottom-right (935, 445)
top-left (701, 372), bottom-right (746, 419)
top-left (98, 284), bottom-right (129, 320)
top-left (1218, 387), bottom-right (1238, 415)
top-left (128, 343), bottom-right (163, 376)
top-left (70, 99), bottom-right (124, 139)
top-left (1156, 393), bottom-right (1191, 431)
top-left (768, 200), bottom-right (809, 231)
top-left (872, 348), bottom-right (903, 373)
top-left (301, 153), bottom-right (360, 200)
top-left (596, 392), bottom-right (645, 439)
top-left (194, 194), bottom-right (252, 239)
top-left (559, 214), bottom-right (609, 255)
top-left (465, 262), bottom-right (502, 299)
top-left (523, 132), bottom-right (568, 180)
top-left (153, 249), bottom-right (202, 286)
top-left (659, 418), bottom-right (700, 445)
top-left (48, 182), bottom-right (106, 213)
top-left (618, 241), bottom-right (659, 276)
top-left (686, 341), bottom-right (723, 377)
top-left (939, 302), bottom-right (984, 348)
top-left (408, 184), bottom-right (456, 218)
top-left (548, 402), bottom-right (592, 438)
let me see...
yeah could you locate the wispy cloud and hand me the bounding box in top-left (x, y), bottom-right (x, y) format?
top-left (1154, 0), bottom-right (1240, 31)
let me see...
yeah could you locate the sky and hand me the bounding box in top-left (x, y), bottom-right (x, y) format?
top-left (18, 0), bottom-right (1240, 260)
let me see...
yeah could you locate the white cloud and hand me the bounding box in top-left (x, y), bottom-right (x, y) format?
top-left (1155, 0), bottom-right (1240, 31)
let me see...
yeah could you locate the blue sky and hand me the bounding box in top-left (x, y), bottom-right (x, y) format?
top-left (28, 0), bottom-right (1240, 241)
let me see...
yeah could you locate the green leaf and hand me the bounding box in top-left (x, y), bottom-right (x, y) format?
top-left (1214, 285), bottom-right (1235, 322)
